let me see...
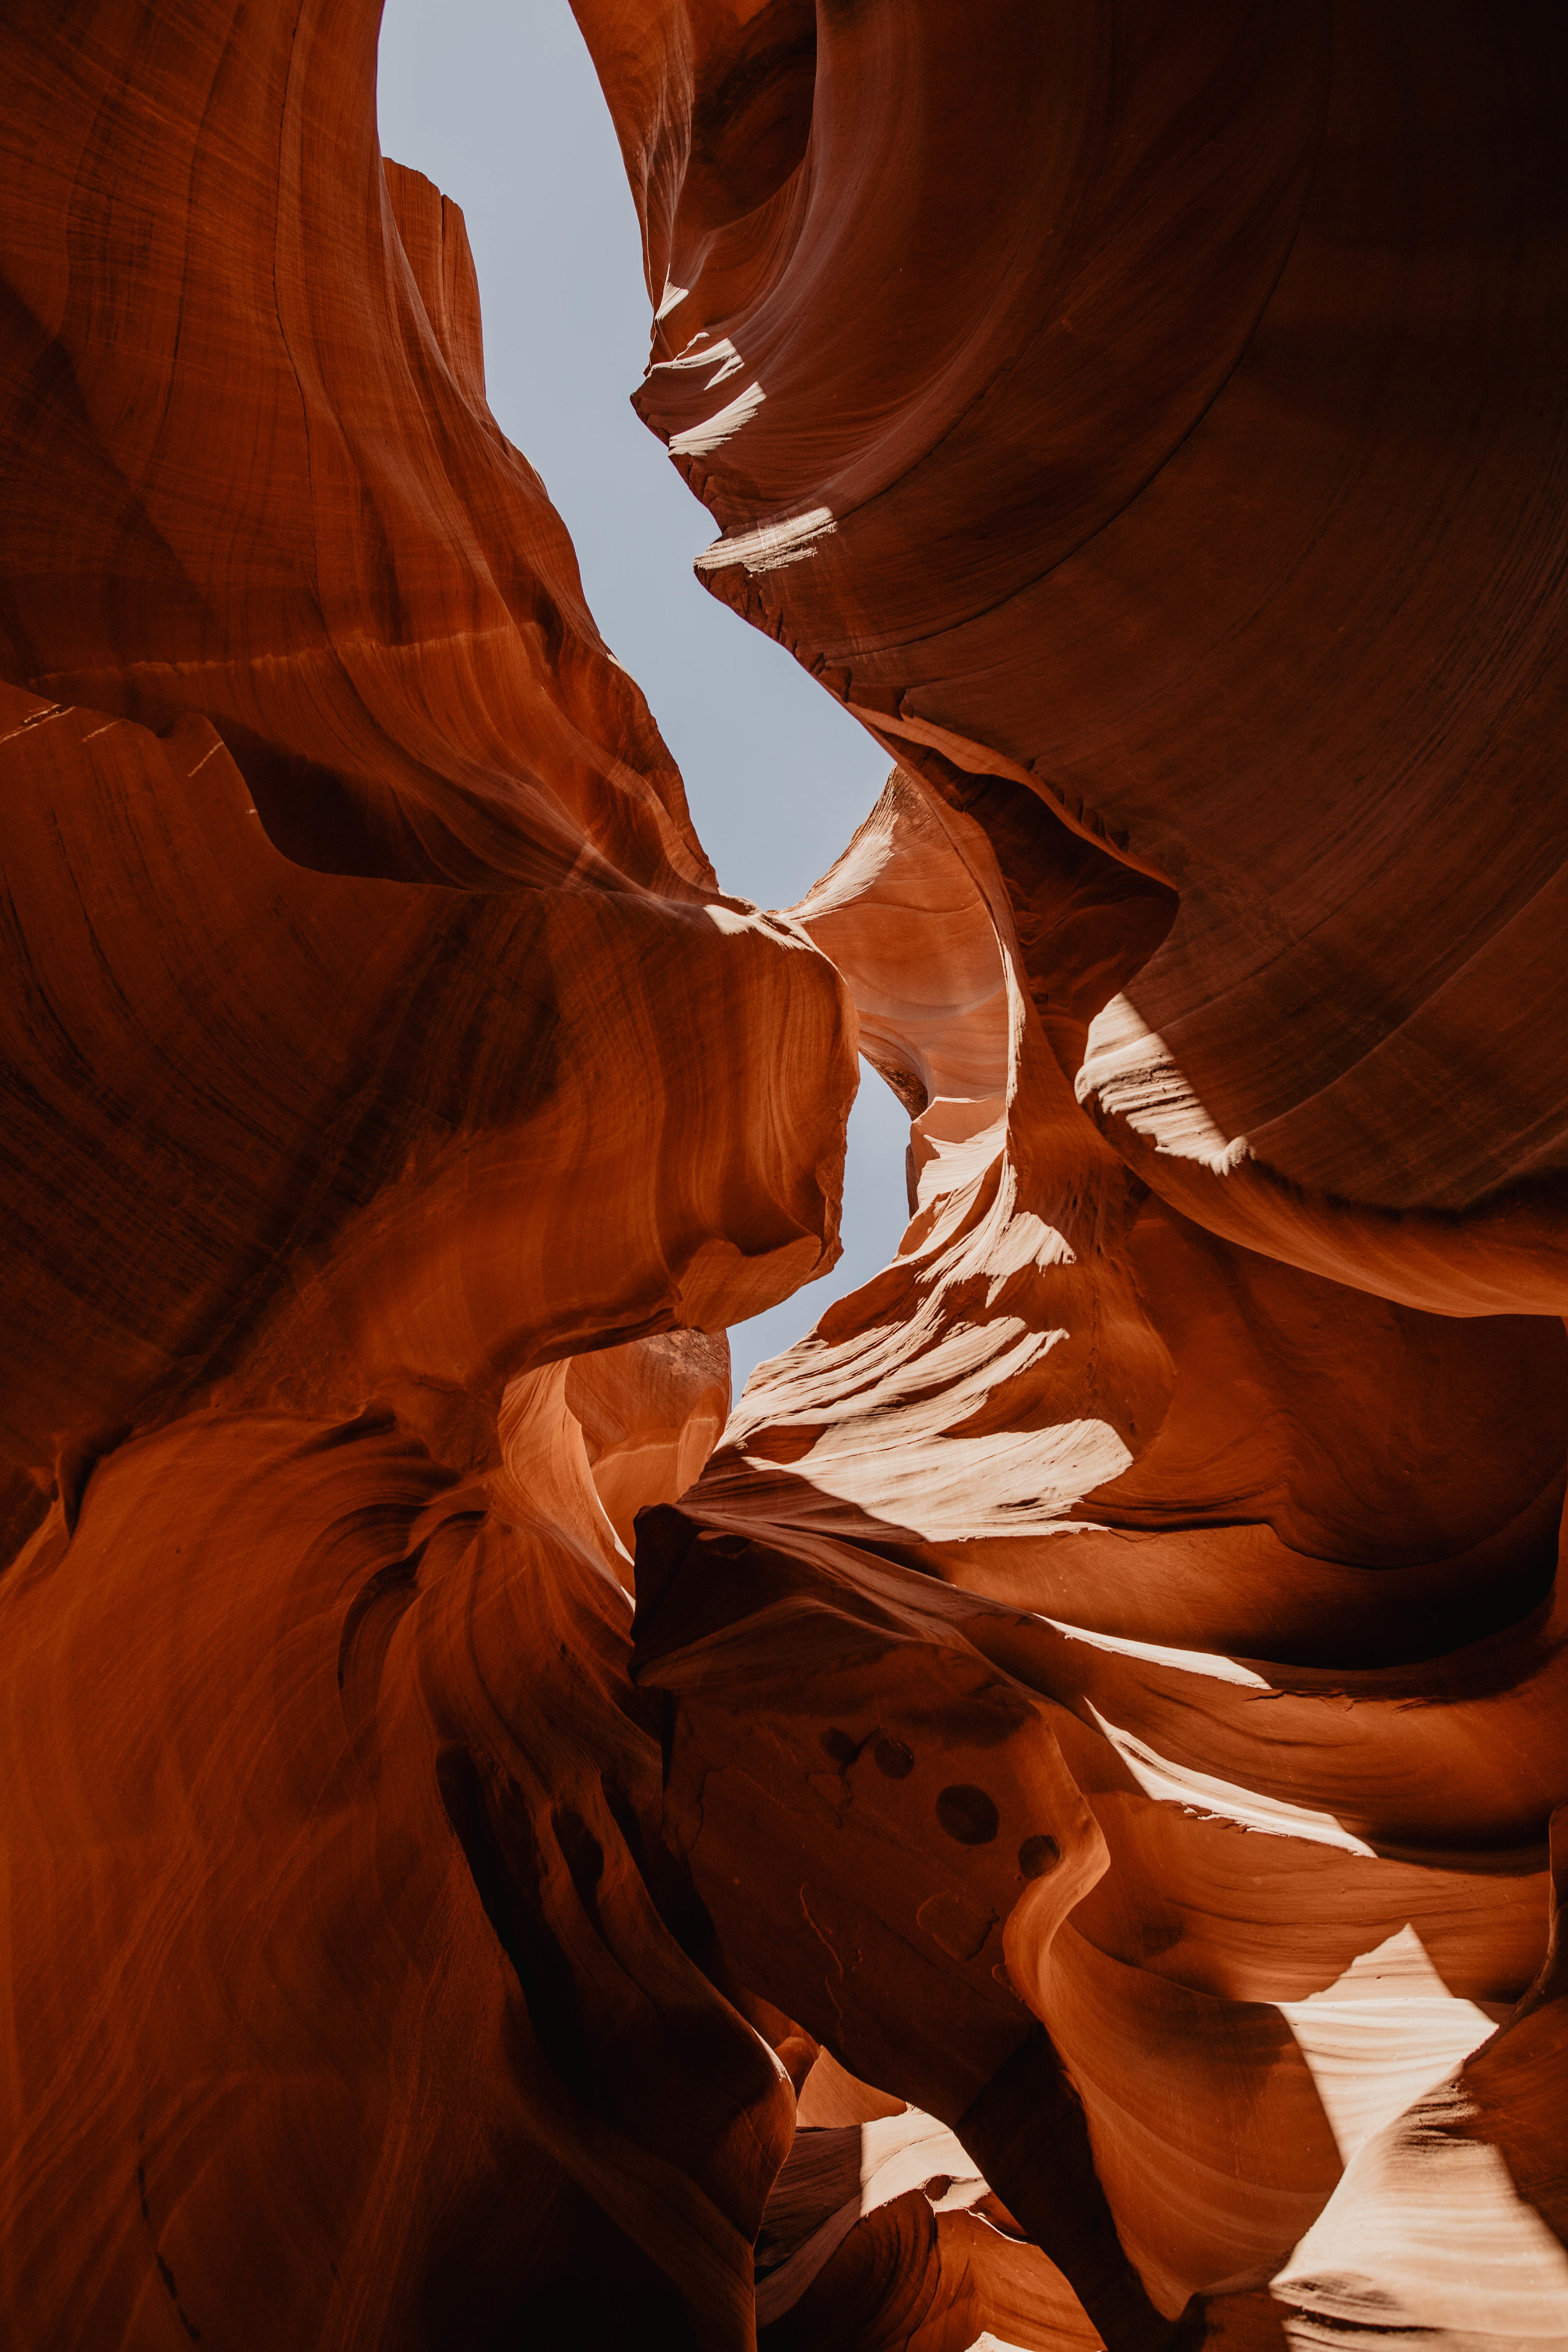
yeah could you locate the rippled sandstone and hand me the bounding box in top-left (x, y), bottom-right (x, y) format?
top-left (3, 2), bottom-right (1567, 2349)
top-left (577, 1), bottom-right (1568, 2343)
top-left (0, 5), bottom-right (849, 2343)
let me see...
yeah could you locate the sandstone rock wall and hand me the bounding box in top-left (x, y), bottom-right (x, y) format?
top-left (575, 2), bottom-right (1568, 2342)
top-left (2, 2), bottom-right (1566, 2347)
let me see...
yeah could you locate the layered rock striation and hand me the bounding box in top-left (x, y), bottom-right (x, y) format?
top-left (576, 1), bottom-right (1568, 2342)
top-left (1, 5), bottom-right (848, 2342)
top-left (2, 1), bottom-right (1567, 2348)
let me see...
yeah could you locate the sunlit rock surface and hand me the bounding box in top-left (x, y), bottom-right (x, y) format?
top-left (3, 1), bottom-right (1567, 2348)
top-left (581, 0), bottom-right (1568, 1263)
top-left (575, 1), bottom-right (1568, 2344)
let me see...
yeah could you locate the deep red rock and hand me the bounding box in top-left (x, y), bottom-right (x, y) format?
top-left (572, 3), bottom-right (1568, 2341)
top-left (3, 2), bottom-right (1568, 2347)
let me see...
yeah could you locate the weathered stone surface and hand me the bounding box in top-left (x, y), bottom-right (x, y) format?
top-left (580, 0), bottom-right (1568, 1258)
top-left (571, 3), bottom-right (1568, 2343)
top-left (0, 6), bottom-right (852, 2343)
top-left (3, 2), bottom-right (1567, 2348)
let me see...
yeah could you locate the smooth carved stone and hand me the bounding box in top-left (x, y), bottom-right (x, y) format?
top-left (578, 0), bottom-right (1568, 1266)
top-left (0, 686), bottom-right (849, 2335)
top-left (623, 759), bottom-right (1568, 2339)
top-left (0, 682), bottom-right (852, 1477)
top-left (5, 1), bottom-right (1568, 2348)
top-left (1, 6), bottom-right (716, 899)
top-left (0, 3), bottom-right (862, 2341)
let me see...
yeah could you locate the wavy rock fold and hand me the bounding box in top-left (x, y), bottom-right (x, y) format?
top-left (3, 1), bottom-right (1567, 2346)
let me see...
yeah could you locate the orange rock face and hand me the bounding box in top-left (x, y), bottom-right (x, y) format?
top-left (0, 6), bottom-right (851, 2343)
top-left (4, 3), bottom-right (1568, 2349)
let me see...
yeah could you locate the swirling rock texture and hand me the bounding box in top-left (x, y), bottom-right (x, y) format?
top-left (0, 4), bottom-right (850, 2345)
top-left (3, 6), bottom-right (1567, 2352)
top-left (576, 0), bottom-right (1568, 2344)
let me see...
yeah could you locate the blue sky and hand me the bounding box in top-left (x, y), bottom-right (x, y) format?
top-left (376, 0), bottom-right (909, 1394)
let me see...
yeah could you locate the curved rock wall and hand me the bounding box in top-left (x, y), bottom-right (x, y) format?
top-left (575, 2), bottom-right (1568, 2344)
top-left (0, 5), bottom-right (850, 2343)
top-left (582, 0), bottom-right (1568, 1246)
top-left (3, 1), bottom-right (1567, 2348)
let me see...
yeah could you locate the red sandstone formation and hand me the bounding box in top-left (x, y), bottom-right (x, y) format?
top-left (0, 6), bottom-right (851, 2343)
top-left (3, 1), bottom-right (1567, 2348)
top-left (581, 0), bottom-right (1568, 1283)
top-left (576, 1), bottom-right (1568, 2343)
top-left (638, 781), bottom-right (1568, 2344)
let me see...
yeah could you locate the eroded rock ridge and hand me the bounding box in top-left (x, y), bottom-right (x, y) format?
top-left (2, 3), bottom-right (1566, 2347)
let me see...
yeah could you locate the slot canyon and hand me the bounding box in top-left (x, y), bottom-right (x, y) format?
top-left (3, 2), bottom-right (1567, 2345)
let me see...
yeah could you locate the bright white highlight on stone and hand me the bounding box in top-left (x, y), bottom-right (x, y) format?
top-left (1088, 1705), bottom-right (1378, 1855)
top-left (1078, 994), bottom-right (1251, 1172)
top-left (1041, 1617), bottom-right (1274, 1689)
top-left (669, 378), bottom-right (766, 457)
top-left (760, 1417), bottom-right (1134, 1539)
top-left (755, 2111), bottom-right (989, 2325)
top-left (1276, 2080), bottom-right (1568, 2346)
top-left (695, 505), bottom-right (839, 573)
top-left (659, 334), bottom-right (747, 389)
top-left (1277, 1926), bottom-right (1497, 2164)
top-left (701, 902), bottom-right (755, 936)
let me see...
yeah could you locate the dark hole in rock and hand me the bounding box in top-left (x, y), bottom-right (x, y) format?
top-left (873, 1734), bottom-right (914, 1779)
top-left (1018, 1833), bottom-right (1061, 1878)
top-left (935, 1783), bottom-right (999, 1845)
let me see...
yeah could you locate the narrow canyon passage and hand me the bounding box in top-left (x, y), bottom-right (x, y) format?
top-left (1, 5), bottom-right (1566, 2350)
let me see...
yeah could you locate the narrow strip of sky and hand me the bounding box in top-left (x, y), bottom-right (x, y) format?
top-left (376, 0), bottom-right (909, 1392)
